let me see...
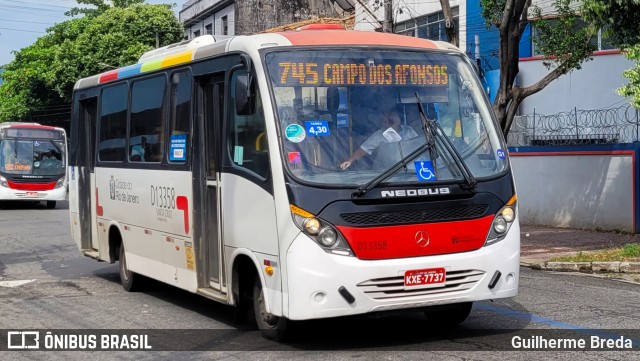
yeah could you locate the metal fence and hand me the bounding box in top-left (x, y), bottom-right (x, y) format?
top-left (507, 105), bottom-right (640, 146)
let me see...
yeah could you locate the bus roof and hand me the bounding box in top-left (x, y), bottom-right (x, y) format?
top-left (74, 28), bottom-right (460, 91)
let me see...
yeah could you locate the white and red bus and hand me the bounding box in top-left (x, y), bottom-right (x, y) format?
top-left (69, 27), bottom-right (519, 340)
top-left (0, 122), bottom-right (67, 208)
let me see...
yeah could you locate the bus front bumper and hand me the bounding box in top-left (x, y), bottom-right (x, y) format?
top-left (0, 185), bottom-right (67, 201)
top-left (285, 221), bottom-right (520, 321)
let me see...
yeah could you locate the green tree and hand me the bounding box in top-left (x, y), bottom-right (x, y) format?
top-left (582, 0), bottom-right (640, 108)
top-left (0, 2), bottom-right (183, 122)
top-left (480, 0), bottom-right (597, 136)
top-left (66, 0), bottom-right (145, 17)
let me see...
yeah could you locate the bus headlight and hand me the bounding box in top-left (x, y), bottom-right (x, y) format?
top-left (318, 227), bottom-right (338, 247)
top-left (54, 176), bottom-right (66, 189)
top-left (0, 176), bottom-right (7, 188)
top-left (484, 196), bottom-right (517, 246)
top-left (303, 218), bottom-right (321, 235)
top-left (493, 216), bottom-right (508, 234)
top-left (290, 204), bottom-right (354, 256)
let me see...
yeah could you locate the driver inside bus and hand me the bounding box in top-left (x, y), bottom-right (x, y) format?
top-left (340, 93), bottom-right (418, 170)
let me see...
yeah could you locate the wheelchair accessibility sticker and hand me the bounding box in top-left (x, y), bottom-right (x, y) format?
top-left (414, 160), bottom-right (436, 181)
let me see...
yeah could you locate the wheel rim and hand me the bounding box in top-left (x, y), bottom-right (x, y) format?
top-left (257, 286), bottom-right (279, 328)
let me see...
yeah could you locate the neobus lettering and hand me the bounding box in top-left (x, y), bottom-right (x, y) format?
top-left (381, 188), bottom-right (451, 197)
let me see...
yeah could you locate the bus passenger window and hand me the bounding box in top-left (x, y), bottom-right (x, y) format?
top-left (99, 83), bottom-right (128, 162)
top-left (168, 70), bottom-right (192, 163)
top-left (130, 76), bottom-right (166, 163)
top-left (229, 71), bottom-right (269, 179)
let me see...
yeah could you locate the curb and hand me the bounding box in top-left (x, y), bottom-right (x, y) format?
top-left (521, 260), bottom-right (640, 274)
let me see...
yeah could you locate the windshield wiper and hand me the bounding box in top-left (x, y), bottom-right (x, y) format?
top-left (352, 142), bottom-right (433, 197)
top-left (415, 93), bottom-right (477, 190)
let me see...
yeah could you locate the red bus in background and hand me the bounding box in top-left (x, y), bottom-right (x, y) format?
top-left (0, 122), bottom-right (67, 208)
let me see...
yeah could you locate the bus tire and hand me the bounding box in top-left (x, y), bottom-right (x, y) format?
top-left (253, 275), bottom-right (288, 341)
top-left (119, 244), bottom-right (140, 292)
top-left (424, 302), bottom-right (473, 325)
top-left (46, 201), bottom-right (56, 209)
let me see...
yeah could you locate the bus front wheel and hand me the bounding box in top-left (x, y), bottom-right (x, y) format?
top-left (424, 302), bottom-right (473, 325)
top-left (119, 244), bottom-right (141, 292)
top-left (253, 275), bottom-right (288, 341)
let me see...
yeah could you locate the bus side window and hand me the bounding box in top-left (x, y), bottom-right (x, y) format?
top-left (130, 75), bottom-right (166, 163)
top-left (99, 83), bottom-right (128, 162)
top-left (168, 70), bottom-right (192, 163)
top-left (228, 70), bottom-right (269, 179)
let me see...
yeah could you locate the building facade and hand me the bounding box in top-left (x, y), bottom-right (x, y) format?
top-left (354, 0), bottom-right (633, 120)
top-left (180, 0), bottom-right (350, 38)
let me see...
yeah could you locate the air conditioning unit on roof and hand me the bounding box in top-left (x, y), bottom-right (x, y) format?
top-left (138, 35), bottom-right (217, 63)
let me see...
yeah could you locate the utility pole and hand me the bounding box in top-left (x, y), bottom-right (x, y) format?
top-left (439, 0), bottom-right (458, 47)
top-left (383, 0), bottom-right (393, 33)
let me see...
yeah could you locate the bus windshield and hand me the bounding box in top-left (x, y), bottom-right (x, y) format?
top-left (265, 49), bottom-right (508, 187)
top-left (0, 139), bottom-right (65, 176)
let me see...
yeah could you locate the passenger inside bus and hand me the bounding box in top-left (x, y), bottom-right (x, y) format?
top-left (340, 91), bottom-right (418, 170)
top-left (130, 136), bottom-right (147, 162)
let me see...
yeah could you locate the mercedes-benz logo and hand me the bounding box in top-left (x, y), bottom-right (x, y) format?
top-left (415, 230), bottom-right (430, 248)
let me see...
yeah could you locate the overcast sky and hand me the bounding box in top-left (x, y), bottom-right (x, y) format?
top-left (0, 0), bottom-right (187, 66)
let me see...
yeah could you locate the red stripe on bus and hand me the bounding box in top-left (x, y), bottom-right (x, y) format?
top-left (99, 70), bottom-right (118, 83)
top-left (96, 188), bottom-right (104, 217)
top-left (7, 181), bottom-right (56, 191)
top-left (9, 124), bottom-right (57, 130)
top-left (176, 196), bottom-right (189, 235)
top-left (337, 215), bottom-right (494, 260)
top-left (278, 30), bottom-right (438, 49)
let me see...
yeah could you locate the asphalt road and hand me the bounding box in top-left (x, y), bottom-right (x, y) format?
top-left (1, 200), bottom-right (639, 360)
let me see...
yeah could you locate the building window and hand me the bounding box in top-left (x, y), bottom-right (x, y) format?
top-left (221, 16), bottom-right (228, 36)
top-left (193, 29), bottom-right (201, 38)
top-left (395, 7), bottom-right (459, 41)
top-left (532, 19), bottom-right (616, 56)
top-left (205, 23), bottom-right (213, 35)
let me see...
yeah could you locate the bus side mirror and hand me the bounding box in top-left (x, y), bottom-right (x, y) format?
top-left (235, 74), bottom-right (256, 116)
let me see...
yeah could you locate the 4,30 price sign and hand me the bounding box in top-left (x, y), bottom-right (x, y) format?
top-left (305, 121), bottom-right (330, 137)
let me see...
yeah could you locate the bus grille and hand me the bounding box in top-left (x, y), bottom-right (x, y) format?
top-left (340, 205), bottom-right (489, 225)
top-left (356, 269), bottom-right (485, 300)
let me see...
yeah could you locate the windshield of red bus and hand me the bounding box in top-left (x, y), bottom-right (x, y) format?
top-left (0, 139), bottom-right (65, 176)
top-left (264, 49), bottom-right (508, 187)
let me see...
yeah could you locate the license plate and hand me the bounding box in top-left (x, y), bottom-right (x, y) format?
top-left (25, 192), bottom-right (39, 197)
top-left (404, 267), bottom-right (446, 288)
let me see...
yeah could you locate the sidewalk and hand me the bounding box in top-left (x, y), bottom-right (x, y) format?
top-left (520, 225), bottom-right (640, 280)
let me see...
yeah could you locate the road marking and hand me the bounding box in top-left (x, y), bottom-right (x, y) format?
top-left (0, 279), bottom-right (36, 288)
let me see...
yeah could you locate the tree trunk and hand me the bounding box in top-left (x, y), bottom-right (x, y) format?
top-left (439, 0), bottom-right (458, 47)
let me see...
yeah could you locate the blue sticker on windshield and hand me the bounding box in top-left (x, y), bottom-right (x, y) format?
top-left (337, 113), bottom-right (348, 128)
top-left (170, 134), bottom-right (187, 161)
top-left (285, 124), bottom-right (306, 143)
top-left (497, 149), bottom-right (506, 159)
top-left (415, 160), bottom-right (436, 181)
top-left (305, 121), bottom-right (330, 137)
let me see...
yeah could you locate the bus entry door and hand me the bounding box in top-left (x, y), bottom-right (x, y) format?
top-left (200, 75), bottom-right (226, 292)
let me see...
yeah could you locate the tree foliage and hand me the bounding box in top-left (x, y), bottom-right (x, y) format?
top-left (0, 2), bottom-right (183, 122)
top-left (479, 0), bottom-right (596, 136)
top-left (582, 0), bottom-right (640, 108)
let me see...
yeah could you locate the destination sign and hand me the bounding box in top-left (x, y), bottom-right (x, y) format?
top-left (276, 62), bottom-right (449, 86)
top-left (4, 128), bottom-right (64, 139)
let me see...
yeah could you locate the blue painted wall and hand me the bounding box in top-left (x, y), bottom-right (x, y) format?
top-left (465, 0), bottom-right (532, 73)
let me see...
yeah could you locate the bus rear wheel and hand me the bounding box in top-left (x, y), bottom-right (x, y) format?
top-left (253, 275), bottom-right (288, 341)
top-left (119, 244), bottom-right (141, 292)
top-left (46, 201), bottom-right (56, 209)
top-left (424, 302), bottom-right (473, 325)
